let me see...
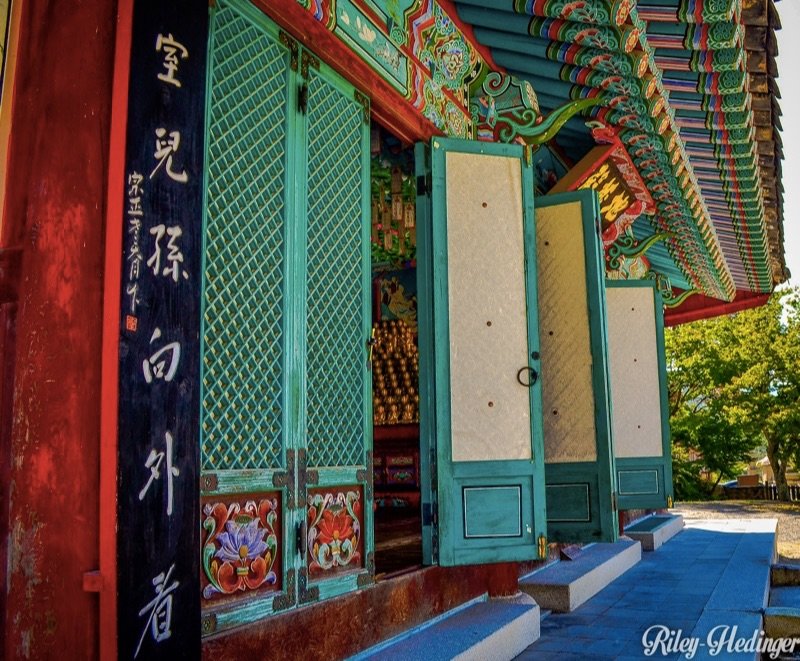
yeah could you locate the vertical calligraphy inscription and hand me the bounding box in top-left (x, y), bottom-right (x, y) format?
top-left (116, 1), bottom-right (208, 659)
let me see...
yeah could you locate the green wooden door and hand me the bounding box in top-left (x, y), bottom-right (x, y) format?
top-left (198, 0), bottom-right (372, 634)
top-left (606, 280), bottom-right (673, 510)
top-left (536, 190), bottom-right (617, 543)
top-left (417, 138), bottom-right (547, 566)
top-left (300, 53), bottom-right (374, 601)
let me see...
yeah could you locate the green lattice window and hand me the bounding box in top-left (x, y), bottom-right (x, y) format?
top-left (199, 0), bottom-right (373, 631)
top-left (305, 69), bottom-right (367, 469)
top-left (201, 3), bottom-right (288, 471)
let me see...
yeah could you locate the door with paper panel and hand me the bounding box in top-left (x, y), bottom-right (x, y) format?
top-left (198, 0), bottom-right (373, 634)
top-left (417, 138), bottom-right (547, 566)
top-left (606, 280), bottom-right (673, 510)
top-left (536, 190), bottom-right (617, 543)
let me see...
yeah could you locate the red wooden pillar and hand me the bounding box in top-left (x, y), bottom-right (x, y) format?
top-left (487, 562), bottom-right (523, 597)
top-left (1, 1), bottom-right (116, 657)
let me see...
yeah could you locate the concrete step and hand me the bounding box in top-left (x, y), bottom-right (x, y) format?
top-left (624, 513), bottom-right (684, 551)
top-left (519, 538), bottom-right (641, 612)
top-left (765, 586), bottom-right (800, 642)
top-left (350, 592), bottom-right (540, 661)
top-left (772, 563), bottom-right (800, 587)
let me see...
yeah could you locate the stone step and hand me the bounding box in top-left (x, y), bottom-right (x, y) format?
top-left (764, 606), bottom-right (800, 640)
top-left (519, 538), bottom-right (641, 612)
top-left (624, 513), bottom-right (684, 551)
top-left (767, 586), bottom-right (800, 641)
top-left (772, 563), bottom-right (800, 587)
top-left (349, 593), bottom-right (540, 661)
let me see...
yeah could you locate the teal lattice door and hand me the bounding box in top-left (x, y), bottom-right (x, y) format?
top-left (536, 191), bottom-right (618, 543)
top-left (299, 51), bottom-right (374, 602)
top-left (198, 0), bottom-right (372, 635)
top-left (417, 138), bottom-right (547, 566)
top-left (606, 280), bottom-right (673, 510)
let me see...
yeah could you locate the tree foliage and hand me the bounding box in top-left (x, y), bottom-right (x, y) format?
top-left (665, 287), bottom-right (800, 500)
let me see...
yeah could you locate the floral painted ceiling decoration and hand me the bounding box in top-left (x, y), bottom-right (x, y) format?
top-left (453, 0), bottom-right (785, 301)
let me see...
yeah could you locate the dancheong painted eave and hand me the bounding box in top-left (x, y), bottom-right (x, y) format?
top-left (453, 0), bottom-right (786, 302)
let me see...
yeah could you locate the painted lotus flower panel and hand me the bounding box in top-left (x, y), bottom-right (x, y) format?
top-left (202, 496), bottom-right (280, 601)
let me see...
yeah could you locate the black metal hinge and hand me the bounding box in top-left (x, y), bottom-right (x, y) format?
top-left (298, 83), bottom-right (308, 115)
top-left (416, 174), bottom-right (432, 197)
top-left (422, 502), bottom-right (438, 526)
top-left (295, 520), bottom-right (307, 558)
top-left (279, 31), bottom-right (299, 72)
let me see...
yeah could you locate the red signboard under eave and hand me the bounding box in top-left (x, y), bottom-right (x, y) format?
top-left (548, 141), bottom-right (656, 229)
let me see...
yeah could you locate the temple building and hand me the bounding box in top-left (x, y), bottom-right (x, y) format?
top-left (0, 0), bottom-right (785, 658)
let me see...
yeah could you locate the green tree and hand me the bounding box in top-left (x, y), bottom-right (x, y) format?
top-left (665, 288), bottom-right (800, 500)
top-left (720, 290), bottom-right (800, 500)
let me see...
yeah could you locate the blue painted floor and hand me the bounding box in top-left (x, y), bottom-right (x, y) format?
top-left (515, 518), bottom-right (777, 661)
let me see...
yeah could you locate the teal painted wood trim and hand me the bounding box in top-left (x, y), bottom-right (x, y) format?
top-left (429, 137), bottom-right (455, 565)
top-left (313, 467), bottom-right (368, 487)
top-left (278, 24), bottom-right (302, 610)
top-left (206, 592), bottom-right (281, 635)
top-left (605, 279), bottom-right (674, 509)
top-left (415, 141), bottom-right (436, 566)
top-left (615, 458), bottom-right (670, 509)
top-left (288, 22), bottom-right (312, 620)
top-left (199, 469), bottom-right (281, 494)
top-left (358, 72), bottom-right (375, 566)
top-left (311, 570), bottom-right (368, 602)
top-left (652, 285), bottom-right (674, 504)
top-left (544, 463), bottom-right (607, 543)
top-left (538, 190), bottom-right (617, 544)
top-left (425, 136), bottom-right (546, 566)
top-left (522, 148), bottom-right (548, 547)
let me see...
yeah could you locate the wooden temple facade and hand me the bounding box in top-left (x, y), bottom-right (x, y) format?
top-left (0, 0), bottom-right (786, 658)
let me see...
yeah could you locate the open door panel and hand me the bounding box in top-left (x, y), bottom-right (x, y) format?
top-left (536, 190), bottom-right (617, 543)
top-left (606, 280), bottom-right (673, 510)
top-left (416, 137), bottom-right (547, 565)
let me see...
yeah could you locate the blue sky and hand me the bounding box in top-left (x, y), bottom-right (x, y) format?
top-left (775, 2), bottom-right (798, 285)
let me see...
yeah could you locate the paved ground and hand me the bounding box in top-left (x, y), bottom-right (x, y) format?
top-left (515, 517), bottom-right (777, 660)
top-left (675, 500), bottom-right (800, 561)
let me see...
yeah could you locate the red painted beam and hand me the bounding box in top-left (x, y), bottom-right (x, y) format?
top-left (664, 289), bottom-right (771, 326)
top-left (1, 1), bottom-right (116, 658)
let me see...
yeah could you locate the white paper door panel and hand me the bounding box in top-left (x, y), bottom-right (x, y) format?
top-left (536, 200), bottom-right (597, 463)
top-left (607, 286), bottom-right (663, 458)
top-left (445, 151), bottom-right (532, 463)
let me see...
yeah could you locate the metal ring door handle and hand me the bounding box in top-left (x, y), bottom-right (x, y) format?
top-left (517, 366), bottom-right (538, 387)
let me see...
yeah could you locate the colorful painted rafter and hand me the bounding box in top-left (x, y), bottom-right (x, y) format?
top-left (455, 0), bottom-right (772, 296)
top-left (637, 0), bottom-right (771, 292)
top-left (456, 0), bottom-right (736, 299)
top-left (290, 0), bottom-right (771, 297)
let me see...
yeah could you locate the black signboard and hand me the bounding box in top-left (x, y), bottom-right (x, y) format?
top-left (117, 2), bottom-right (208, 658)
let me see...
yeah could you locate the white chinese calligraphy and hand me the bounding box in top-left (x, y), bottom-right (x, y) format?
top-left (146, 224), bottom-right (189, 282)
top-left (155, 33), bottom-right (189, 88)
top-left (138, 430), bottom-right (180, 516)
top-left (135, 564), bottom-right (179, 658)
top-left (150, 128), bottom-right (188, 183)
top-left (126, 172), bottom-right (145, 314)
top-left (142, 327), bottom-right (181, 383)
